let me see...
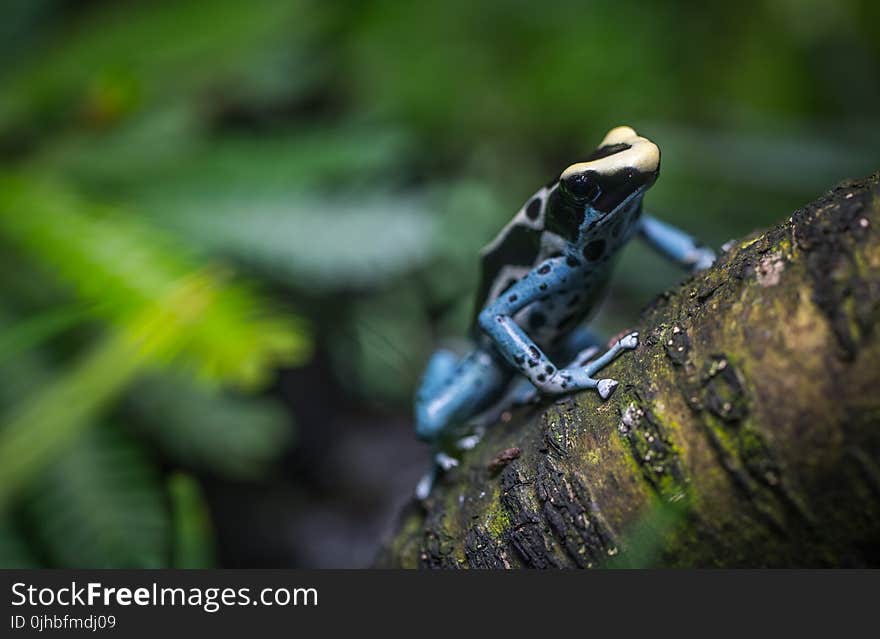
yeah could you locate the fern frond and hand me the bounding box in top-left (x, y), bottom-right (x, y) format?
top-left (0, 172), bottom-right (311, 386)
top-left (0, 173), bottom-right (310, 506)
top-left (22, 425), bottom-right (169, 568)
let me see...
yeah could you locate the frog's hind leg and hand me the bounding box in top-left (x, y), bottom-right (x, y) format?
top-left (415, 349), bottom-right (507, 443)
top-left (414, 349), bottom-right (508, 499)
top-left (417, 349), bottom-right (459, 400)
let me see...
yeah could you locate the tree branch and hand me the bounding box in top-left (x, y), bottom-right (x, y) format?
top-left (379, 173), bottom-right (880, 568)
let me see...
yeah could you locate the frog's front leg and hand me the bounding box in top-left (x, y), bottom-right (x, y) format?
top-left (477, 257), bottom-right (637, 400)
top-left (466, 325), bottom-right (605, 433)
top-left (640, 215), bottom-right (715, 271)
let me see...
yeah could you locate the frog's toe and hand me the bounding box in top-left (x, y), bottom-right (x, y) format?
top-left (619, 332), bottom-right (639, 350)
top-left (456, 433), bottom-right (482, 451)
top-left (435, 452), bottom-right (459, 471)
top-left (692, 248), bottom-right (716, 271)
top-left (597, 378), bottom-right (619, 400)
top-left (415, 472), bottom-right (434, 501)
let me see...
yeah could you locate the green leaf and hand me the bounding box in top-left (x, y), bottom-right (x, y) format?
top-left (41, 123), bottom-right (409, 197)
top-left (0, 517), bottom-right (39, 568)
top-left (0, 329), bottom-right (143, 508)
top-left (0, 0), bottom-right (312, 138)
top-left (0, 310), bottom-right (53, 413)
top-left (169, 472), bottom-right (215, 569)
top-left (153, 196), bottom-right (437, 290)
top-left (0, 305), bottom-right (89, 363)
top-left (23, 426), bottom-right (170, 568)
top-left (129, 372), bottom-right (291, 479)
top-left (57, 124), bottom-right (433, 291)
top-left (0, 276), bottom-right (294, 508)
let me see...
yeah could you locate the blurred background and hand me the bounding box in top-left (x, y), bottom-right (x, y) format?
top-left (0, 0), bottom-right (878, 568)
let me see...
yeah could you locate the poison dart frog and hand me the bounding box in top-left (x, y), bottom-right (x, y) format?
top-left (414, 126), bottom-right (715, 498)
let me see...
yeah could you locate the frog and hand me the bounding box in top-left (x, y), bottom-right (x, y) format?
top-left (414, 126), bottom-right (715, 499)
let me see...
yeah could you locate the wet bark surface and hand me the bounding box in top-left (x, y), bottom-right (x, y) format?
top-left (378, 173), bottom-right (880, 568)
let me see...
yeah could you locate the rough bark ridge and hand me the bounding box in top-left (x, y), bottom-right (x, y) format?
top-left (379, 173), bottom-right (880, 568)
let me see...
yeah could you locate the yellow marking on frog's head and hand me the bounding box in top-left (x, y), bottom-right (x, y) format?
top-left (555, 126), bottom-right (661, 213)
top-left (560, 126), bottom-right (660, 181)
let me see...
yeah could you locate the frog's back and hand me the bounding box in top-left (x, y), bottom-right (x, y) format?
top-left (470, 183), bottom-right (564, 332)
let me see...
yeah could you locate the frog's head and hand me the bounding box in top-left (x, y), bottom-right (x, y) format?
top-left (546, 126), bottom-right (659, 243)
top-left (560, 126), bottom-right (659, 212)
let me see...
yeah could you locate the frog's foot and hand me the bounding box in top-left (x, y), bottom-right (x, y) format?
top-left (597, 378), bottom-right (619, 400)
top-left (584, 331), bottom-right (638, 376)
top-left (545, 331), bottom-right (635, 400)
top-left (456, 430), bottom-right (484, 451)
top-left (557, 344), bottom-right (620, 398)
top-left (605, 328), bottom-right (635, 349)
top-left (618, 331), bottom-right (639, 350)
top-left (689, 247), bottom-right (716, 272)
top-left (415, 471), bottom-right (433, 501)
top-left (415, 452), bottom-right (460, 501)
top-left (545, 370), bottom-right (618, 399)
top-left (587, 331), bottom-right (638, 399)
top-left (435, 451), bottom-right (459, 471)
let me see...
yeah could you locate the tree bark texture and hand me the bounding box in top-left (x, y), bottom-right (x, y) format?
top-left (379, 173), bottom-right (880, 568)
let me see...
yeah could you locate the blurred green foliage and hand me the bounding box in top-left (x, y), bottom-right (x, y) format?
top-left (0, 0), bottom-right (878, 567)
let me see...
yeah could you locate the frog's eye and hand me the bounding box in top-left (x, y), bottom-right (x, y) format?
top-left (560, 173), bottom-right (601, 202)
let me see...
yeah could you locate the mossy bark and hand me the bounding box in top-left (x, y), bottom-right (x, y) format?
top-left (379, 173), bottom-right (880, 568)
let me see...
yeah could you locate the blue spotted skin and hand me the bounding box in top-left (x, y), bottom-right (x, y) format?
top-left (414, 127), bottom-right (714, 497)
